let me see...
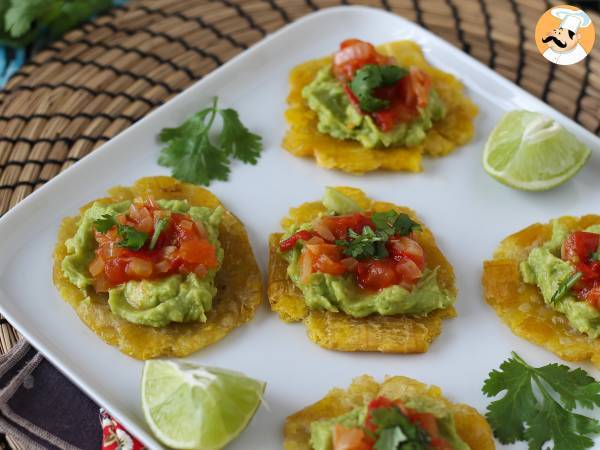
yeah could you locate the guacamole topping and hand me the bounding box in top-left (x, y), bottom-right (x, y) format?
top-left (309, 395), bottom-right (469, 450)
top-left (62, 199), bottom-right (224, 327)
top-left (278, 189), bottom-right (454, 318)
top-left (304, 65), bottom-right (445, 149)
top-left (520, 221), bottom-right (600, 339)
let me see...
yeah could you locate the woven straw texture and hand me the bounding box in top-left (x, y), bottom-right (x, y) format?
top-left (0, 0), bottom-right (598, 354)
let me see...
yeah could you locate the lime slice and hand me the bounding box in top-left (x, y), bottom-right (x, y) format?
top-left (483, 110), bottom-right (591, 191)
top-left (142, 360), bottom-right (265, 449)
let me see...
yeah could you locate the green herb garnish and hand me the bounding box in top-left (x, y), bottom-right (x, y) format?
top-left (335, 227), bottom-right (388, 260)
top-left (149, 217), bottom-right (170, 250)
top-left (482, 352), bottom-right (600, 450)
top-left (93, 215), bottom-right (149, 251)
top-left (334, 211), bottom-right (421, 260)
top-left (158, 97), bottom-right (263, 186)
top-left (0, 0), bottom-right (112, 47)
top-left (93, 214), bottom-right (117, 233)
top-left (370, 407), bottom-right (430, 450)
top-left (550, 271), bottom-right (582, 304)
top-left (591, 250), bottom-right (600, 262)
top-left (371, 211), bottom-right (421, 237)
top-left (349, 64), bottom-right (408, 112)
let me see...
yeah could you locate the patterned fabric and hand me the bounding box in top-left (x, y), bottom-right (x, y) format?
top-left (0, 0), bottom-right (127, 88)
top-left (100, 409), bottom-right (145, 450)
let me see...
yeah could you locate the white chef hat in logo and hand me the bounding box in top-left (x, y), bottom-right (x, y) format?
top-left (551, 7), bottom-right (592, 33)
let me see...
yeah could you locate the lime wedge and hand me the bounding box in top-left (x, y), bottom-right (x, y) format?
top-left (142, 360), bottom-right (265, 449)
top-left (483, 111), bottom-right (591, 191)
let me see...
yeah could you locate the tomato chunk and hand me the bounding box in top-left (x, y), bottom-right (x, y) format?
top-left (562, 231), bottom-right (600, 265)
top-left (332, 424), bottom-right (372, 450)
top-left (279, 230), bottom-right (316, 252)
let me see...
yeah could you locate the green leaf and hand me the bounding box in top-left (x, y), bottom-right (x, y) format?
top-left (591, 250), bottom-right (600, 262)
top-left (373, 427), bottom-right (407, 450)
top-left (482, 352), bottom-right (600, 450)
top-left (335, 227), bottom-right (387, 260)
top-left (349, 64), bottom-right (408, 113)
top-left (93, 214), bottom-right (117, 233)
top-left (372, 211), bottom-right (421, 237)
top-left (149, 217), bottom-right (170, 250)
top-left (158, 98), bottom-right (263, 186)
top-left (550, 271), bottom-right (582, 304)
top-left (219, 108), bottom-right (263, 164)
top-left (116, 225), bottom-right (148, 251)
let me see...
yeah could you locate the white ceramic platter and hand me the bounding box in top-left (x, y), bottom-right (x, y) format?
top-left (0, 6), bottom-right (599, 449)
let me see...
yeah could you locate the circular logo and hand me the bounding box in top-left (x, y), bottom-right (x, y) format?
top-left (535, 4), bottom-right (595, 65)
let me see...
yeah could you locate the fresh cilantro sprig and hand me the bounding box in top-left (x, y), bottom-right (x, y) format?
top-left (371, 211), bottom-right (421, 237)
top-left (93, 215), bottom-right (149, 251)
top-left (158, 97), bottom-right (263, 186)
top-left (370, 407), bottom-right (430, 450)
top-left (483, 352), bottom-right (600, 450)
top-left (592, 250), bottom-right (600, 262)
top-left (336, 227), bottom-right (388, 260)
top-left (349, 64), bottom-right (408, 112)
top-left (550, 271), bottom-right (582, 304)
top-left (0, 0), bottom-right (112, 47)
top-left (335, 211), bottom-right (421, 260)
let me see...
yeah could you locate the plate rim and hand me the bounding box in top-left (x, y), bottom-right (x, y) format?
top-left (0, 6), bottom-right (598, 449)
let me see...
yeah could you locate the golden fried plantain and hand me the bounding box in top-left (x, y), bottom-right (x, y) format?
top-left (268, 187), bottom-right (456, 353)
top-left (282, 41), bottom-right (478, 173)
top-left (483, 215), bottom-right (600, 368)
top-left (284, 375), bottom-right (495, 450)
top-left (53, 176), bottom-right (263, 360)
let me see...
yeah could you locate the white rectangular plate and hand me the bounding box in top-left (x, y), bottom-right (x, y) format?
top-left (0, 7), bottom-right (599, 449)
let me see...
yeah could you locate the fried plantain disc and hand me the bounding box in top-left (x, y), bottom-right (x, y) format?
top-left (284, 374), bottom-right (495, 450)
top-left (282, 41), bottom-right (478, 174)
top-left (483, 215), bottom-right (600, 368)
top-left (53, 176), bottom-right (263, 360)
top-left (268, 187), bottom-right (456, 353)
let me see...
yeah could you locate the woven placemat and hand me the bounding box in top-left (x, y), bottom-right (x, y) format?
top-left (0, 0), bottom-right (598, 354)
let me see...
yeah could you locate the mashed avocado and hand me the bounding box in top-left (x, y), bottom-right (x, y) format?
top-left (61, 199), bottom-right (224, 327)
top-left (309, 395), bottom-right (469, 450)
top-left (280, 189), bottom-right (454, 318)
top-left (303, 66), bottom-right (445, 149)
top-left (520, 221), bottom-right (600, 339)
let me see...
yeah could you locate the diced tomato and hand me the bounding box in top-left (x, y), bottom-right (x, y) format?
top-left (332, 39), bottom-right (393, 81)
top-left (279, 230), bottom-right (316, 252)
top-left (177, 239), bottom-right (219, 268)
top-left (314, 254), bottom-right (346, 276)
top-left (357, 259), bottom-right (398, 290)
top-left (91, 200), bottom-right (218, 290)
top-left (332, 424), bottom-right (372, 450)
top-left (409, 412), bottom-right (439, 438)
top-left (394, 258), bottom-right (423, 286)
top-left (584, 286), bottom-right (600, 310)
top-left (321, 214), bottom-right (375, 240)
top-left (388, 237), bottom-right (425, 270)
top-left (103, 257), bottom-right (130, 284)
top-left (561, 231), bottom-right (600, 265)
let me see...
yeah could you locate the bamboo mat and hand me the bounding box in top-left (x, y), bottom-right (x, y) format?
top-left (0, 0), bottom-right (599, 355)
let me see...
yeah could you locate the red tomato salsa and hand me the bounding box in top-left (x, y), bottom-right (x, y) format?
top-left (330, 396), bottom-right (454, 450)
top-left (89, 199), bottom-right (219, 292)
top-left (561, 230), bottom-right (600, 310)
top-left (279, 212), bottom-right (425, 291)
top-left (332, 39), bottom-right (432, 132)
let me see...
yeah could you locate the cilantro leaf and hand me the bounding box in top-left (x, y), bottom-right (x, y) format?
top-left (158, 98), bottom-right (263, 186)
top-left (219, 108), bottom-right (262, 164)
top-left (482, 352), bottom-right (600, 450)
top-left (591, 250), bottom-right (600, 262)
top-left (116, 225), bottom-right (148, 250)
top-left (550, 271), bottom-right (582, 304)
top-left (0, 0), bottom-right (111, 47)
top-left (370, 407), bottom-right (430, 449)
top-left (93, 214), bottom-right (117, 233)
top-left (372, 211), bottom-right (421, 237)
top-left (149, 217), bottom-right (170, 250)
top-left (335, 227), bottom-right (387, 260)
top-left (373, 427), bottom-right (407, 450)
top-left (349, 64), bottom-right (408, 112)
